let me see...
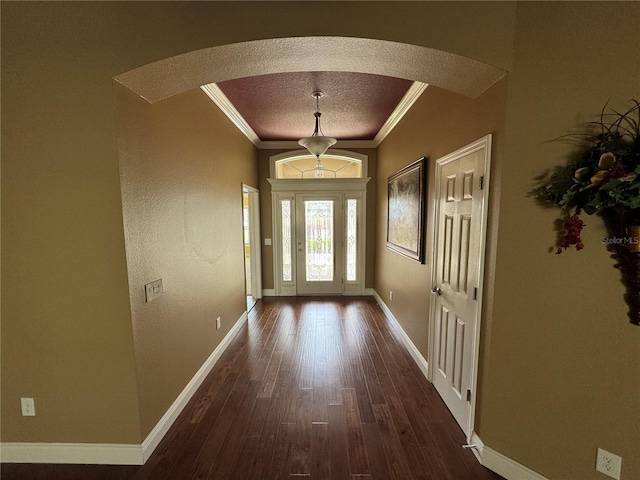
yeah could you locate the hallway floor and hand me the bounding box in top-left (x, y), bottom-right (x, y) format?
top-left (1, 297), bottom-right (503, 480)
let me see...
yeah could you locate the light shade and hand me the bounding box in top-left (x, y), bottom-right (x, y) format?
top-left (298, 135), bottom-right (337, 157)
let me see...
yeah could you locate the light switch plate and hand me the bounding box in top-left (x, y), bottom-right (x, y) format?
top-left (145, 279), bottom-right (163, 302)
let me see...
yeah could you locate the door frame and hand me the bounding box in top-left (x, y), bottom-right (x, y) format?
top-left (242, 184), bottom-right (262, 306)
top-left (428, 134), bottom-right (492, 441)
top-left (268, 177), bottom-right (370, 296)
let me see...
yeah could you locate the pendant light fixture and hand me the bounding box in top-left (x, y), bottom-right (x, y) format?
top-left (298, 91), bottom-right (337, 174)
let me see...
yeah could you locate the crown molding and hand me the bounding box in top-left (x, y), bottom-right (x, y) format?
top-left (202, 81), bottom-right (427, 150)
top-left (201, 84), bottom-right (261, 146)
top-left (258, 140), bottom-right (378, 150)
top-left (373, 82), bottom-right (428, 146)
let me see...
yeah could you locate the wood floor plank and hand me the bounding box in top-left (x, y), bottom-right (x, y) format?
top-left (2, 297), bottom-right (504, 480)
top-left (343, 388), bottom-right (370, 475)
top-left (361, 422), bottom-right (393, 480)
top-left (328, 404), bottom-right (351, 480)
top-left (311, 423), bottom-right (331, 479)
top-left (289, 388), bottom-right (313, 475)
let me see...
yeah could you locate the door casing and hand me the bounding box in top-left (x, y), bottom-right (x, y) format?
top-left (242, 184), bottom-right (262, 307)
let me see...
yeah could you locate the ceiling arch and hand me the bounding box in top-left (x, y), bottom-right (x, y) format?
top-left (114, 36), bottom-right (507, 103)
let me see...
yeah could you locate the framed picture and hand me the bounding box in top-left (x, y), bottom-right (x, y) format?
top-left (386, 157), bottom-right (427, 263)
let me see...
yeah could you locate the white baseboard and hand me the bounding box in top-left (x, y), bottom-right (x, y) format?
top-left (262, 288), bottom-right (275, 296)
top-left (0, 311), bottom-right (249, 466)
top-left (0, 442), bottom-right (143, 465)
top-left (471, 433), bottom-right (549, 480)
top-left (372, 290), bottom-right (429, 380)
top-left (141, 310), bottom-right (248, 462)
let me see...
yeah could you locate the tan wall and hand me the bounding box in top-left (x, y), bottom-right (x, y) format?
top-left (115, 85), bottom-right (257, 437)
top-left (479, 3), bottom-right (640, 479)
top-left (258, 148), bottom-right (377, 291)
top-left (1, 3), bottom-right (141, 443)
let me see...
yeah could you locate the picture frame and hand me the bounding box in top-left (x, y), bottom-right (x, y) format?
top-left (386, 157), bottom-right (427, 263)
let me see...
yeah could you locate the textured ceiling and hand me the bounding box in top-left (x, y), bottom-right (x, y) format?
top-left (216, 72), bottom-right (413, 141)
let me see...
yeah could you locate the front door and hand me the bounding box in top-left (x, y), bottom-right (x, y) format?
top-left (295, 194), bottom-right (343, 295)
top-left (430, 135), bottom-right (491, 438)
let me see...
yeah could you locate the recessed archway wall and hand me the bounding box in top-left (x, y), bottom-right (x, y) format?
top-left (115, 37), bottom-right (506, 103)
top-left (113, 35), bottom-right (507, 461)
top-left (114, 34), bottom-right (507, 319)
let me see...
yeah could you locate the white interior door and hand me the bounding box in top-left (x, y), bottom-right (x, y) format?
top-left (295, 194), bottom-right (343, 295)
top-left (430, 136), bottom-right (491, 438)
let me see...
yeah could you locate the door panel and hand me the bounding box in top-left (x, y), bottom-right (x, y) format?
top-left (431, 138), bottom-right (490, 438)
top-left (295, 194), bottom-right (343, 295)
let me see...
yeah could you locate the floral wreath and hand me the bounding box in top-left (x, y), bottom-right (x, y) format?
top-left (535, 100), bottom-right (640, 253)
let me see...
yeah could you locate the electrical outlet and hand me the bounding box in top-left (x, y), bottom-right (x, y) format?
top-left (389, 291), bottom-right (393, 301)
top-left (216, 316), bottom-right (221, 330)
top-left (145, 279), bottom-right (163, 303)
top-left (596, 447), bottom-right (622, 480)
top-left (21, 398), bottom-right (35, 416)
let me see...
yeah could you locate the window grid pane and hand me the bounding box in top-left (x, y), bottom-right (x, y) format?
top-left (281, 200), bottom-right (292, 282)
top-left (346, 199), bottom-right (357, 281)
top-left (305, 200), bottom-right (334, 282)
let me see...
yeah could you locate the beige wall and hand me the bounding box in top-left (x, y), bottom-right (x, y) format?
top-left (481, 3), bottom-right (640, 479)
top-left (1, 3), bottom-right (142, 443)
top-left (115, 85), bottom-right (257, 437)
top-left (258, 148), bottom-right (377, 291)
top-left (2, 2), bottom-right (638, 479)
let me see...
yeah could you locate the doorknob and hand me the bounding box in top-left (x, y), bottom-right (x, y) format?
top-left (432, 287), bottom-right (442, 296)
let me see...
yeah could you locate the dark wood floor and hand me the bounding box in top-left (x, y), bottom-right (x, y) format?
top-left (2, 297), bottom-right (503, 480)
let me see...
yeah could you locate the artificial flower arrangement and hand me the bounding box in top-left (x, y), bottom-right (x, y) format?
top-left (535, 100), bottom-right (640, 253)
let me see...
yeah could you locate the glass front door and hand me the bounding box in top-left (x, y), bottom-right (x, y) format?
top-left (295, 195), bottom-right (343, 295)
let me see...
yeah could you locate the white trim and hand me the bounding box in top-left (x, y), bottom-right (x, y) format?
top-left (268, 177), bottom-right (370, 193)
top-left (373, 82), bottom-right (428, 145)
top-left (0, 442), bottom-right (143, 465)
top-left (243, 184), bottom-right (262, 300)
top-left (471, 433), bottom-right (549, 480)
top-left (141, 310), bottom-right (248, 462)
top-left (262, 288), bottom-right (276, 297)
top-left (201, 84), bottom-right (261, 146)
top-left (372, 290), bottom-right (429, 380)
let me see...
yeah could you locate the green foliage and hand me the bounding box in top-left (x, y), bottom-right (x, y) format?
top-left (535, 100), bottom-right (640, 215)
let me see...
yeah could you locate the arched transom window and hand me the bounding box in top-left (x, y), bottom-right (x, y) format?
top-left (271, 150), bottom-right (367, 179)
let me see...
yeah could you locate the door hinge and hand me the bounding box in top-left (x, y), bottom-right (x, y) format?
top-left (472, 287), bottom-right (478, 300)
top-left (466, 389), bottom-right (472, 402)
top-left (479, 175), bottom-right (485, 190)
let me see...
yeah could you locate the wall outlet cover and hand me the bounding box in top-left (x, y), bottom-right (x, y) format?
top-left (21, 397), bottom-right (35, 416)
top-left (596, 447), bottom-right (622, 480)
